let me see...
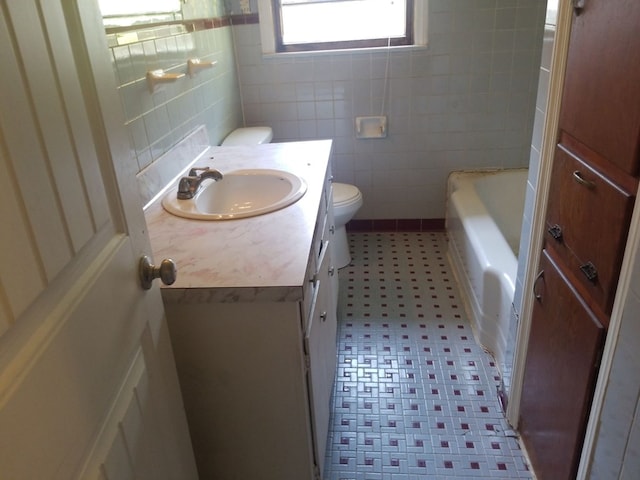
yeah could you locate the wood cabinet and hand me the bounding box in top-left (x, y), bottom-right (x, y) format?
top-left (163, 170), bottom-right (338, 480)
top-left (521, 1), bottom-right (640, 478)
top-left (520, 251), bottom-right (605, 480)
top-left (544, 140), bottom-right (635, 317)
top-left (558, 0), bottom-right (640, 177)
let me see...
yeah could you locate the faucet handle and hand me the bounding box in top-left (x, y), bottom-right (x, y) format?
top-left (188, 166), bottom-right (211, 177)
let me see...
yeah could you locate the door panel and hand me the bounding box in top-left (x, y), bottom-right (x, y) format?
top-left (5, 0), bottom-right (100, 252)
top-left (520, 250), bottom-right (605, 480)
top-left (559, 0), bottom-right (640, 176)
top-left (305, 241), bottom-right (338, 477)
top-left (0, 1), bottom-right (197, 478)
top-left (0, 5), bottom-right (74, 286)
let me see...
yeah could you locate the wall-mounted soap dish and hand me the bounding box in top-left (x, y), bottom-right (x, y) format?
top-left (146, 69), bottom-right (185, 93)
top-left (355, 115), bottom-right (387, 139)
top-left (188, 58), bottom-right (217, 77)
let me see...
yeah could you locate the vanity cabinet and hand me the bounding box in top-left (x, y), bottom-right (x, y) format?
top-left (305, 178), bottom-right (338, 476)
top-left (161, 165), bottom-right (338, 480)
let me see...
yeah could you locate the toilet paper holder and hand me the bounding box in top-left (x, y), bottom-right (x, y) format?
top-left (355, 116), bottom-right (387, 139)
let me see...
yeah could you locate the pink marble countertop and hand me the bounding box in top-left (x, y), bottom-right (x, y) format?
top-left (144, 140), bottom-right (332, 304)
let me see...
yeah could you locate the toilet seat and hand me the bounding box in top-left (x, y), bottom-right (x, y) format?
top-left (333, 182), bottom-right (362, 207)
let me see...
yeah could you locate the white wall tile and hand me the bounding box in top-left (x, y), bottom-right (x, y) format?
top-left (229, 2), bottom-right (546, 224)
top-left (621, 408), bottom-right (640, 480)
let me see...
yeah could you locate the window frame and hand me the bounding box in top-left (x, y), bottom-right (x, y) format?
top-left (272, 0), bottom-right (414, 53)
top-left (257, 0), bottom-right (426, 55)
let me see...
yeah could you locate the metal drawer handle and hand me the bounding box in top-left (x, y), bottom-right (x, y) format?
top-left (573, 170), bottom-right (596, 189)
top-left (580, 262), bottom-right (598, 283)
top-left (533, 270), bottom-right (544, 301)
top-left (548, 224), bottom-right (563, 241)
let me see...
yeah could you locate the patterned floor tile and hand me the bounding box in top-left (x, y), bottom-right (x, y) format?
top-left (323, 232), bottom-right (532, 479)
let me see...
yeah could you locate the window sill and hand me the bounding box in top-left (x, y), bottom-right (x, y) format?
top-left (261, 43), bottom-right (429, 60)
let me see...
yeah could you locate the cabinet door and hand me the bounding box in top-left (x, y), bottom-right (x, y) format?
top-left (545, 144), bottom-right (635, 315)
top-left (520, 250), bottom-right (605, 480)
top-left (305, 241), bottom-right (338, 476)
top-left (559, 0), bottom-right (640, 176)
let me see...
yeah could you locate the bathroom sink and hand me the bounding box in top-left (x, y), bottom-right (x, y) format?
top-left (162, 169), bottom-right (307, 220)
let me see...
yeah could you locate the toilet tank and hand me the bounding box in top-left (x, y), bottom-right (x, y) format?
top-left (221, 127), bottom-right (273, 146)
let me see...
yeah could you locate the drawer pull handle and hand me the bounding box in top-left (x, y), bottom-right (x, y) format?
top-left (329, 267), bottom-right (335, 276)
top-left (533, 270), bottom-right (544, 301)
top-left (573, 170), bottom-right (596, 189)
top-left (548, 224), bottom-right (563, 241)
top-left (329, 225), bottom-right (335, 235)
top-left (580, 262), bottom-right (598, 283)
top-left (320, 312), bottom-right (327, 322)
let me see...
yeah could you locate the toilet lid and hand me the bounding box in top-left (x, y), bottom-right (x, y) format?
top-left (333, 182), bottom-right (362, 206)
top-left (222, 127), bottom-right (273, 146)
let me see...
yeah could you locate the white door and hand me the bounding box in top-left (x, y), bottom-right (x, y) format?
top-left (0, 1), bottom-right (198, 478)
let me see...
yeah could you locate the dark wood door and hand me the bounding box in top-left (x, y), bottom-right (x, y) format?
top-left (520, 250), bottom-right (605, 480)
top-left (559, 0), bottom-right (640, 177)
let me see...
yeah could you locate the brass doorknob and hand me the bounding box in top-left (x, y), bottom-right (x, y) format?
top-left (139, 255), bottom-right (177, 290)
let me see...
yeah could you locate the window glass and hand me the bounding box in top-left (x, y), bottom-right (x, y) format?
top-left (98, 0), bottom-right (181, 16)
top-left (545, 0), bottom-right (559, 25)
top-left (98, 0), bottom-right (182, 27)
top-left (274, 0), bottom-right (413, 52)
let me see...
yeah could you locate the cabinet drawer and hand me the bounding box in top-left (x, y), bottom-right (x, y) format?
top-left (545, 145), bottom-right (635, 314)
top-left (301, 252), bottom-right (315, 323)
top-left (303, 240), bottom-right (331, 331)
top-left (312, 194), bottom-right (328, 267)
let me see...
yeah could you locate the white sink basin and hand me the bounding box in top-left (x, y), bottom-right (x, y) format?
top-left (162, 169), bottom-right (307, 220)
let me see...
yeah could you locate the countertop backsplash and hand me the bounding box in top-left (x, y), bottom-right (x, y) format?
top-left (137, 125), bottom-right (210, 207)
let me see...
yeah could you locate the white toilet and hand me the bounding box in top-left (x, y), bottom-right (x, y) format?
top-left (330, 182), bottom-right (363, 268)
top-left (222, 127), bottom-right (363, 268)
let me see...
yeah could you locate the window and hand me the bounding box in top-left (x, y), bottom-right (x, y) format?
top-left (98, 0), bottom-right (182, 28)
top-left (259, 0), bottom-right (424, 54)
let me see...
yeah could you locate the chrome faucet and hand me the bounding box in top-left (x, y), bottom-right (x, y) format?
top-left (177, 166), bottom-right (223, 199)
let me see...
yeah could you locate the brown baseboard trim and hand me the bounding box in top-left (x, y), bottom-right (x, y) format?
top-left (229, 13), bottom-right (260, 25)
top-left (346, 218), bottom-right (445, 233)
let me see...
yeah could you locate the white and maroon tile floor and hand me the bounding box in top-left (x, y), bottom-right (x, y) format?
top-left (323, 232), bottom-right (532, 479)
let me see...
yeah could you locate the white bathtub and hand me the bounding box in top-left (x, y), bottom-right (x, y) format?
top-left (446, 169), bottom-right (527, 372)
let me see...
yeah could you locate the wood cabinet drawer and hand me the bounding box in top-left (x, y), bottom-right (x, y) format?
top-left (544, 145), bottom-right (635, 314)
